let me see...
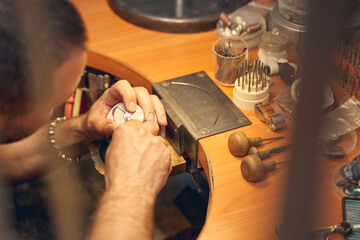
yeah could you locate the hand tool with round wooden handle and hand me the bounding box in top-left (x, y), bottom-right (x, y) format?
top-left (228, 131), bottom-right (284, 157)
top-left (248, 144), bottom-right (291, 160)
top-left (241, 154), bottom-right (288, 182)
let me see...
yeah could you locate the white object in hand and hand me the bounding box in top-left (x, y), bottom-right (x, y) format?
top-left (106, 102), bottom-right (145, 125)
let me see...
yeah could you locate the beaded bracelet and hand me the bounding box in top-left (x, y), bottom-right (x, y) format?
top-left (49, 117), bottom-right (80, 166)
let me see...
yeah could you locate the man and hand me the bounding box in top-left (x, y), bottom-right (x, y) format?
top-left (0, 0), bottom-right (171, 239)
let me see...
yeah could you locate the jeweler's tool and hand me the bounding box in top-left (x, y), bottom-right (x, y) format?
top-left (217, 11), bottom-right (264, 39)
top-left (232, 57), bottom-right (270, 110)
top-left (228, 131), bottom-right (284, 157)
top-left (344, 185), bottom-right (360, 196)
top-left (96, 74), bottom-right (105, 99)
top-left (311, 221), bottom-right (353, 240)
top-left (242, 23), bottom-right (262, 35)
top-left (219, 12), bottom-right (241, 36)
top-left (247, 144), bottom-right (291, 160)
top-left (153, 71), bottom-right (251, 162)
top-left (88, 73), bottom-right (97, 100)
top-left (104, 74), bottom-right (110, 89)
top-left (276, 221), bottom-right (353, 239)
top-left (214, 40), bottom-right (247, 85)
top-left (241, 154), bottom-right (289, 182)
top-left (255, 102), bottom-right (286, 131)
top-left (171, 82), bottom-right (219, 125)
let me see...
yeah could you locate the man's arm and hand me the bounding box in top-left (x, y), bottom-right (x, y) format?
top-left (0, 114), bottom-right (89, 181)
top-left (90, 188), bottom-right (155, 240)
top-left (0, 80), bottom-right (167, 181)
top-left (89, 120), bottom-right (171, 240)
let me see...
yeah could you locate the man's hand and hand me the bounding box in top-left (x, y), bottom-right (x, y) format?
top-left (84, 80), bottom-right (167, 140)
top-left (88, 119), bottom-right (170, 240)
top-left (104, 120), bottom-right (171, 197)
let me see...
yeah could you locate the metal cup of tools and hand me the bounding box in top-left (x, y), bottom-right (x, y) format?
top-left (212, 37), bottom-right (248, 86)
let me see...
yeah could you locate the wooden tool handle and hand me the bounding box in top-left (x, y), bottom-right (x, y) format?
top-left (263, 161), bottom-right (276, 172)
top-left (248, 147), bottom-right (259, 155)
top-left (241, 155), bottom-right (264, 182)
top-left (258, 150), bottom-right (271, 160)
top-left (228, 131), bottom-right (250, 157)
top-left (246, 23), bottom-right (262, 33)
top-left (248, 137), bottom-right (261, 147)
top-left (219, 12), bottom-right (232, 26)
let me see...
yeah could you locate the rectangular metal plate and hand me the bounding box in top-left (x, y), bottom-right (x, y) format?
top-left (153, 71), bottom-right (251, 161)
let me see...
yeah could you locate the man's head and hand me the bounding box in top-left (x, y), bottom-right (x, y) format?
top-left (0, 0), bottom-right (87, 142)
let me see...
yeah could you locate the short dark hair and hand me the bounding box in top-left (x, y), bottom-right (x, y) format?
top-left (0, 0), bottom-right (87, 114)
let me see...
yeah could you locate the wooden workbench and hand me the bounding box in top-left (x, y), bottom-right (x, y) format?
top-left (70, 0), bottom-right (358, 239)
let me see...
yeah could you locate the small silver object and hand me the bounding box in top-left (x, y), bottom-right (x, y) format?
top-left (106, 102), bottom-right (145, 125)
top-left (255, 103), bottom-right (286, 131)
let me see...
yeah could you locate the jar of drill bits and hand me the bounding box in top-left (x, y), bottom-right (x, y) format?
top-left (213, 37), bottom-right (248, 86)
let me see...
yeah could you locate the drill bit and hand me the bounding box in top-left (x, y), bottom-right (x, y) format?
top-left (259, 61), bottom-right (263, 89)
top-left (275, 160), bottom-right (290, 165)
top-left (260, 136), bottom-right (284, 142)
top-left (237, 66), bottom-right (241, 87)
top-left (248, 144), bottom-right (291, 160)
top-left (245, 64), bottom-right (248, 86)
top-left (253, 60), bottom-right (256, 87)
top-left (255, 59), bottom-right (259, 86)
top-left (245, 60), bottom-right (248, 85)
top-left (242, 64), bottom-right (245, 90)
top-left (252, 58), bottom-right (255, 86)
top-left (241, 66), bottom-right (243, 86)
top-left (256, 61), bottom-right (259, 83)
top-left (248, 69), bottom-right (251, 92)
top-left (255, 62), bottom-right (258, 93)
top-left (262, 66), bottom-right (265, 90)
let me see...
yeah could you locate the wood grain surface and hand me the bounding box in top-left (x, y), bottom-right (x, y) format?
top-left (70, 0), bottom-right (357, 239)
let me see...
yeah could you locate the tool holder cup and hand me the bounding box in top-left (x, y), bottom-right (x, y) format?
top-left (212, 37), bottom-right (248, 86)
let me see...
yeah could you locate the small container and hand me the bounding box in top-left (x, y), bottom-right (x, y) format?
top-left (258, 28), bottom-right (289, 63)
top-left (212, 37), bottom-right (248, 86)
top-left (216, 10), bottom-right (266, 50)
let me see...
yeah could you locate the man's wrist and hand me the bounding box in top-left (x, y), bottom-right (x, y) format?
top-left (90, 183), bottom-right (155, 240)
top-left (106, 184), bottom-right (157, 207)
top-left (50, 114), bottom-right (90, 157)
top-left (78, 113), bottom-right (91, 141)
top-left (49, 117), bottom-right (80, 164)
